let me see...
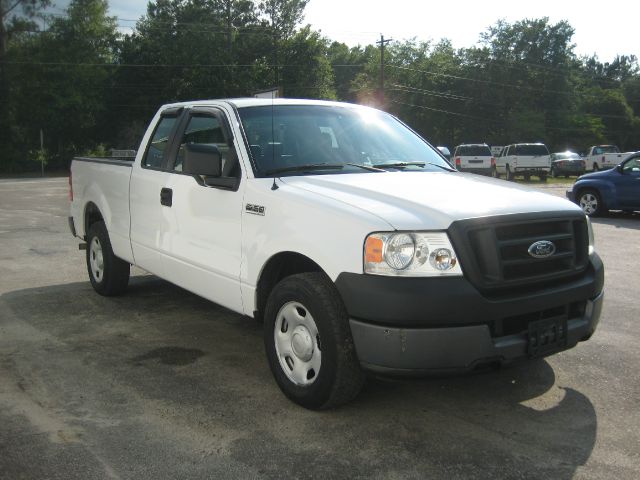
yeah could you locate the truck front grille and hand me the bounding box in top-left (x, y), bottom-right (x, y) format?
top-left (448, 213), bottom-right (589, 292)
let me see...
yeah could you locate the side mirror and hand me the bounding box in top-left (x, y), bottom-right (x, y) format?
top-left (183, 144), bottom-right (222, 177)
top-left (616, 164), bottom-right (624, 173)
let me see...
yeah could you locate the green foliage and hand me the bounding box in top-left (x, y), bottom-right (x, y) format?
top-left (1, 5), bottom-right (639, 173)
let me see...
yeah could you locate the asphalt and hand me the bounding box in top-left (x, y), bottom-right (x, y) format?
top-left (1, 177), bottom-right (639, 479)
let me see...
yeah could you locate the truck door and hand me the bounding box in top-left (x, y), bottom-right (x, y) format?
top-left (129, 108), bottom-right (184, 278)
top-left (617, 157), bottom-right (640, 209)
top-left (161, 107), bottom-right (244, 313)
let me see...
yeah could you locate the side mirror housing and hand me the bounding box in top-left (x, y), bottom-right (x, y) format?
top-left (616, 164), bottom-right (624, 173)
top-left (183, 144), bottom-right (222, 177)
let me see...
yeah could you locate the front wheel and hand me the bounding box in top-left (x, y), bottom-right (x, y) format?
top-left (578, 189), bottom-right (603, 216)
top-left (593, 163), bottom-right (600, 172)
top-left (264, 272), bottom-right (365, 409)
top-left (86, 221), bottom-right (130, 296)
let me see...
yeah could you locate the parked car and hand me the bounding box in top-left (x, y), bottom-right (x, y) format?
top-left (567, 151), bottom-right (640, 216)
top-left (494, 143), bottom-right (551, 181)
top-left (69, 98), bottom-right (604, 409)
top-left (451, 143), bottom-right (494, 175)
top-left (583, 145), bottom-right (630, 172)
top-left (550, 151), bottom-right (586, 178)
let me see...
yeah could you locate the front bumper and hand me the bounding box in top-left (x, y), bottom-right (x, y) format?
top-left (336, 255), bottom-right (604, 374)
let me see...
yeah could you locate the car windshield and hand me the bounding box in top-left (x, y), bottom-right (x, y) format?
top-left (515, 144), bottom-right (549, 156)
top-left (238, 105), bottom-right (451, 177)
top-left (459, 145), bottom-right (491, 156)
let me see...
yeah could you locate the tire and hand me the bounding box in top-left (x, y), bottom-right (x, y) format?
top-left (86, 221), bottom-right (130, 296)
top-left (593, 163), bottom-right (599, 172)
top-left (491, 167), bottom-right (500, 179)
top-left (551, 167), bottom-right (557, 178)
top-left (539, 173), bottom-right (548, 183)
top-left (577, 189), bottom-right (603, 217)
top-left (524, 174), bottom-right (531, 181)
top-left (506, 165), bottom-right (514, 181)
top-left (264, 272), bottom-right (365, 409)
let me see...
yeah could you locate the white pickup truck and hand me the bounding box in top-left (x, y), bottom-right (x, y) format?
top-left (69, 99), bottom-right (604, 409)
top-left (494, 143), bottom-right (551, 181)
top-left (583, 145), bottom-right (629, 171)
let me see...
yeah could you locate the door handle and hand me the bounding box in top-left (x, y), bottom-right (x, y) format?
top-left (160, 187), bottom-right (173, 207)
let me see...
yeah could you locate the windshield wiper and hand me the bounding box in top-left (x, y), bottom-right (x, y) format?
top-left (372, 161), bottom-right (426, 169)
top-left (265, 163), bottom-right (344, 176)
top-left (345, 163), bottom-right (386, 172)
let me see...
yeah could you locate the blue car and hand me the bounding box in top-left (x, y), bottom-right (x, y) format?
top-left (567, 152), bottom-right (640, 216)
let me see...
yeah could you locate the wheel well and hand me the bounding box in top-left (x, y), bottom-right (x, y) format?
top-left (255, 252), bottom-right (323, 322)
top-left (84, 202), bottom-right (104, 239)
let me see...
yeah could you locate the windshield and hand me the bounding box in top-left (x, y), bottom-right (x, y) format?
top-left (459, 145), bottom-right (491, 156)
top-left (515, 144), bottom-right (549, 156)
top-left (237, 105), bottom-right (451, 176)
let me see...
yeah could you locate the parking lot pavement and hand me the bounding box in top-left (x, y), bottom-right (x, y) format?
top-left (1, 177), bottom-right (639, 479)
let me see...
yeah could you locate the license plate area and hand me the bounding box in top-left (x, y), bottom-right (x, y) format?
top-left (527, 316), bottom-right (568, 357)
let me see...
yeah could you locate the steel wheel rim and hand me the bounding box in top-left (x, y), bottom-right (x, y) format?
top-left (89, 237), bottom-right (105, 282)
top-left (274, 301), bottom-right (321, 386)
top-left (580, 193), bottom-right (598, 215)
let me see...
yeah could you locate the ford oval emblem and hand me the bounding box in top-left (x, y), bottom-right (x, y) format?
top-left (528, 240), bottom-right (556, 259)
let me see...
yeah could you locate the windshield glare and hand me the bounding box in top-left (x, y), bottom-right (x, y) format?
top-left (237, 105), bottom-right (450, 176)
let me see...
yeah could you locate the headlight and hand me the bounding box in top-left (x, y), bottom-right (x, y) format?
top-left (586, 216), bottom-right (595, 256)
top-left (364, 232), bottom-right (463, 276)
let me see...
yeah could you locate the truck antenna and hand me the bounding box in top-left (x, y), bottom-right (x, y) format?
top-left (271, 176), bottom-right (279, 190)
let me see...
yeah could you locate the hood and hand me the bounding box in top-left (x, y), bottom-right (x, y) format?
top-left (281, 171), bottom-right (582, 230)
top-left (577, 168), bottom-right (617, 181)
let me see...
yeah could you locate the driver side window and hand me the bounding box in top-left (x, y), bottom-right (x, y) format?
top-left (173, 114), bottom-right (240, 178)
top-left (622, 158), bottom-right (640, 174)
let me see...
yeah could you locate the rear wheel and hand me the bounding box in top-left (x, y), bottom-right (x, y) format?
top-left (264, 272), bottom-right (364, 409)
top-left (86, 221), bottom-right (130, 296)
top-left (578, 189), bottom-right (603, 216)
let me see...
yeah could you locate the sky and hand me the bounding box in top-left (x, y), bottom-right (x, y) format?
top-left (52, 0), bottom-right (638, 63)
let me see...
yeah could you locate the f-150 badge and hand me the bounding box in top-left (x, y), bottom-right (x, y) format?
top-left (245, 203), bottom-right (265, 216)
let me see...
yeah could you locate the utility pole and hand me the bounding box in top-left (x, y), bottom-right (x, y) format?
top-left (376, 34), bottom-right (392, 107)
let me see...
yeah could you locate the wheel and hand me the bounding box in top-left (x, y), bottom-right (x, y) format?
top-left (491, 167), bottom-right (500, 179)
top-left (578, 189), bottom-right (603, 216)
top-left (264, 272), bottom-right (365, 409)
top-left (524, 174), bottom-right (531, 181)
top-left (506, 165), bottom-right (514, 181)
top-left (551, 167), bottom-right (557, 178)
top-left (593, 163), bottom-right (599, 172)
top-left (539, 173), bottom-right (548, 183)
top-left (86, 221), bottom-right (130, 296)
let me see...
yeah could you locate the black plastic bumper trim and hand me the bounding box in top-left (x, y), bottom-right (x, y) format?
top-left (335, 253), bottom-right (603, 328)
top-left (349, 290), bottom-right (603, 374)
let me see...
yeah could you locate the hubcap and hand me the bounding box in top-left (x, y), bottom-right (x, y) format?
top-left (89, 237), bottom-right (104, 282)
top-left (580, 193), bottom-right (598, 215)
top-left (274, 301), bottom-right (321, 386)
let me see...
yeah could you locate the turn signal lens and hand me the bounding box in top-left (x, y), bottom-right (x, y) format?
top-left (364, 236), bottom-right (384, 263)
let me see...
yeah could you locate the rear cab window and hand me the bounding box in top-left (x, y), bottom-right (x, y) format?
top-left (142, 115), bottom-right (179, 168)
